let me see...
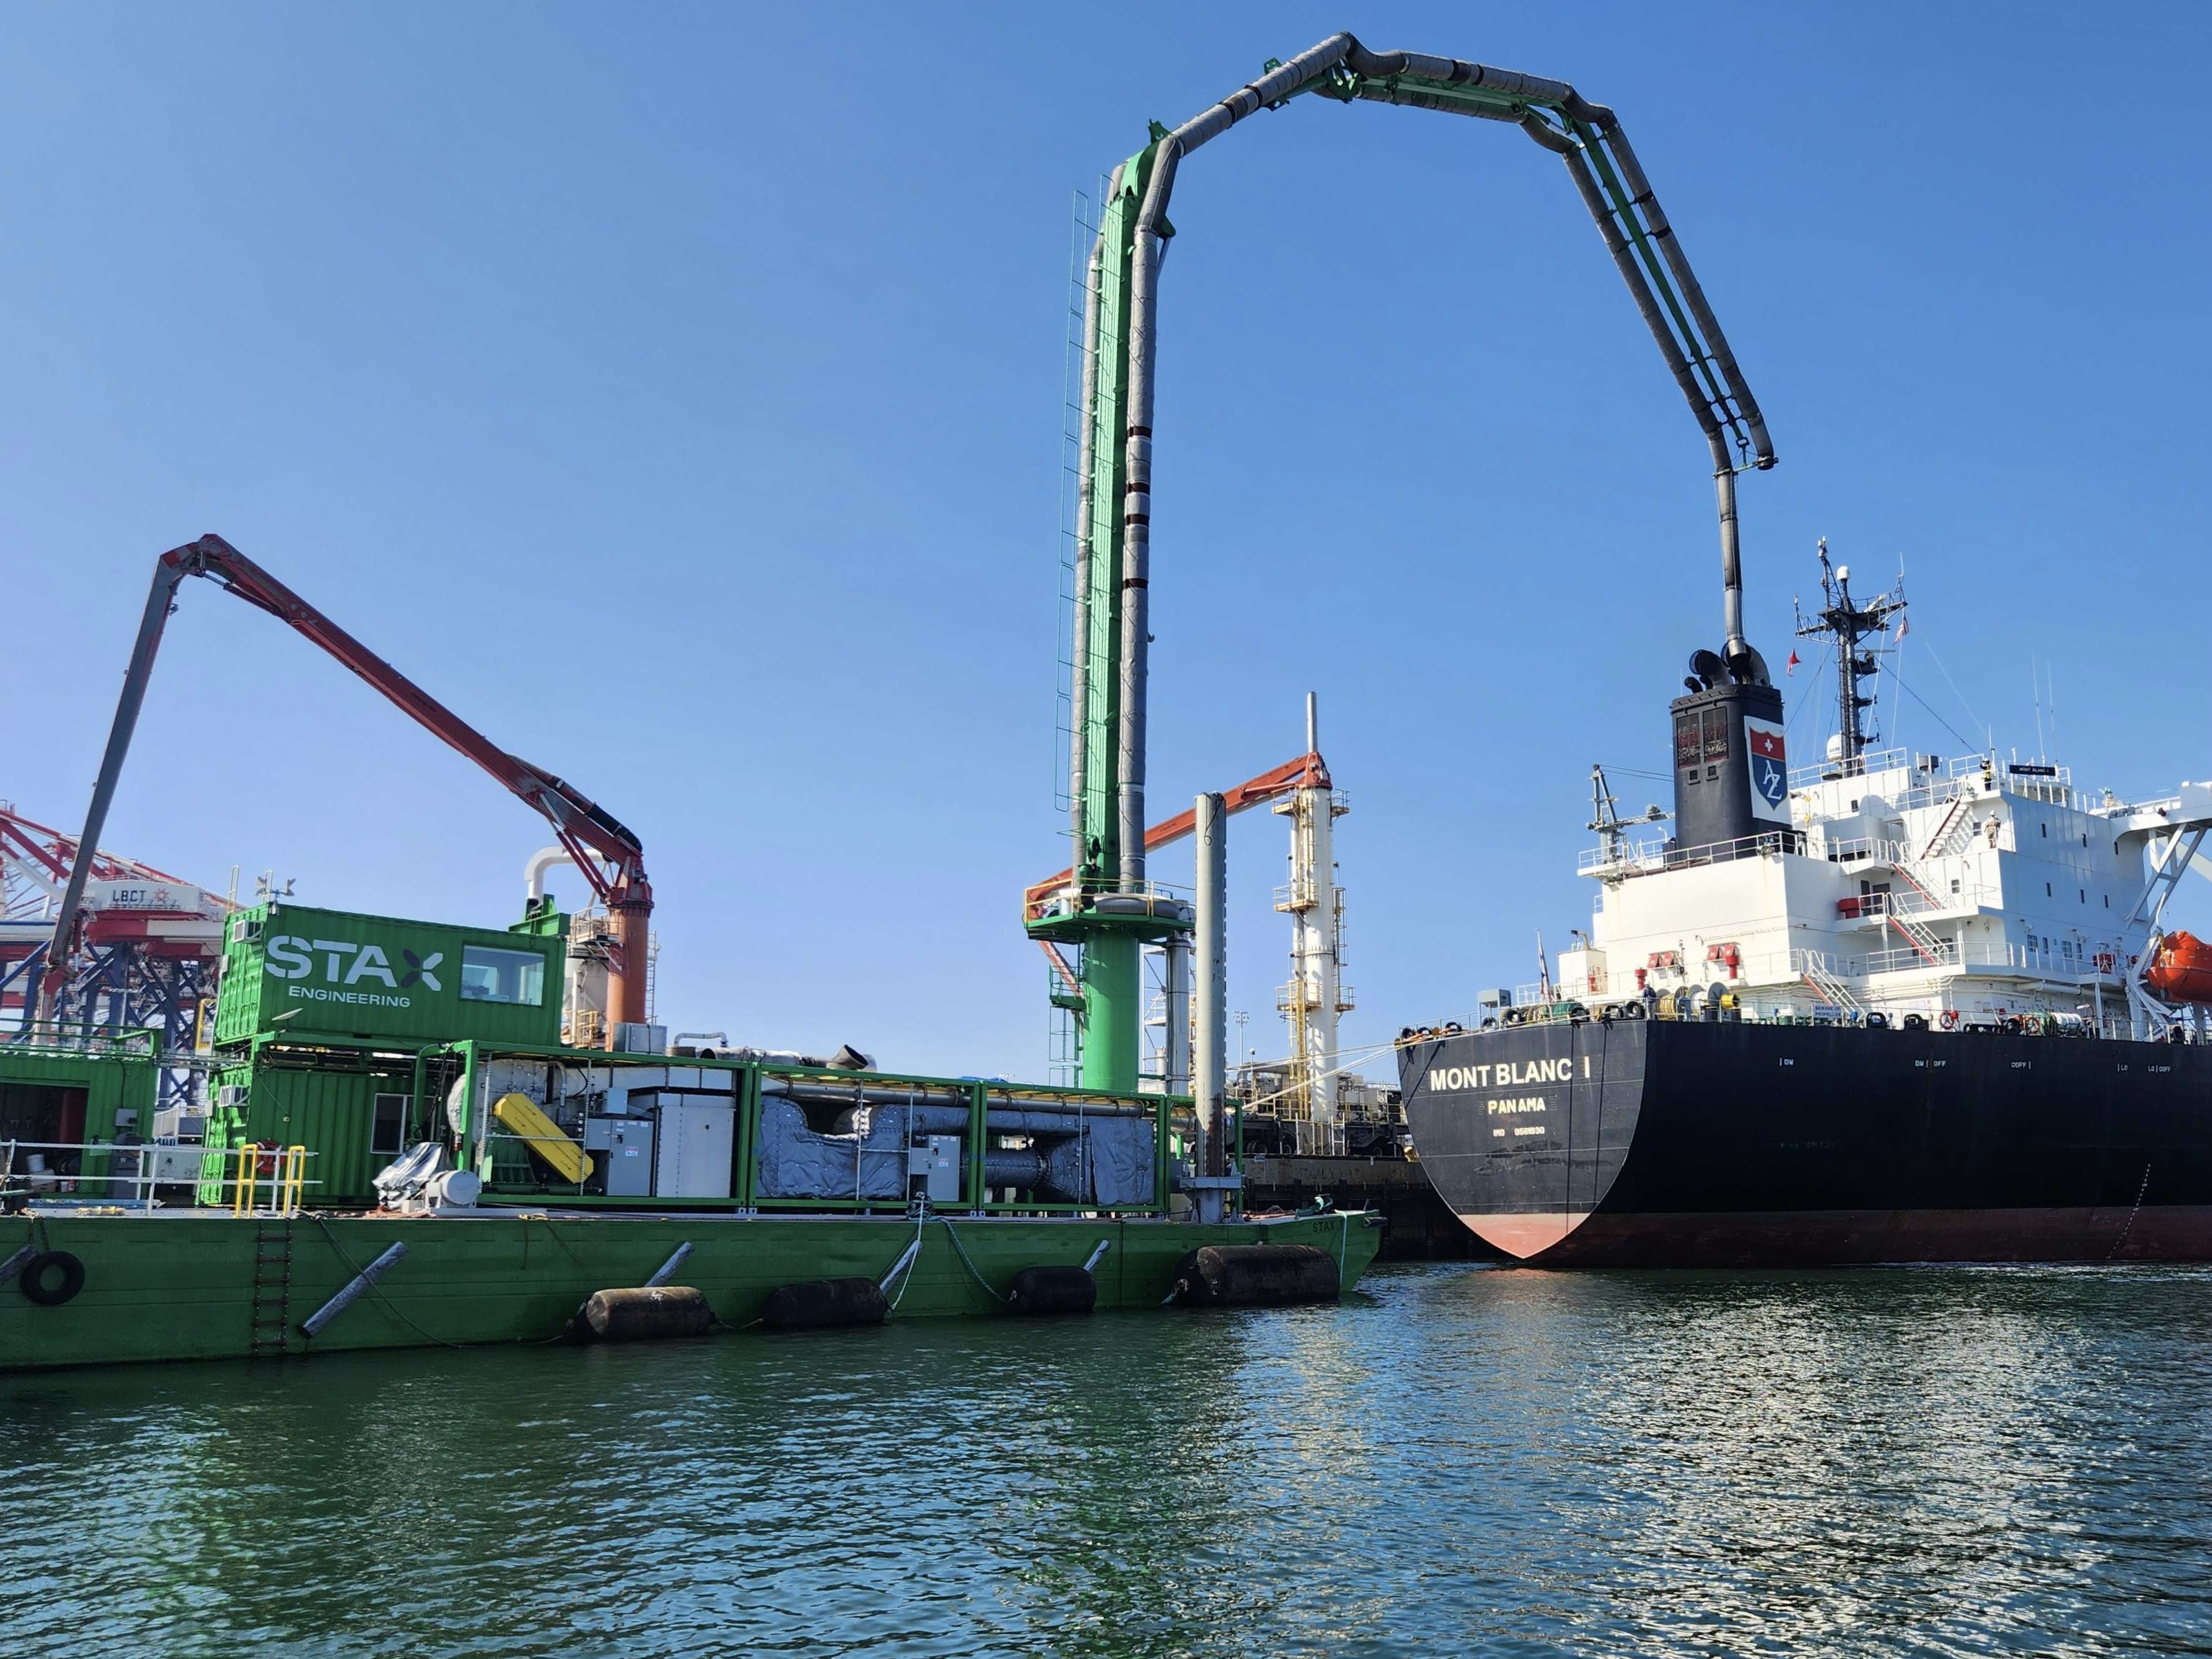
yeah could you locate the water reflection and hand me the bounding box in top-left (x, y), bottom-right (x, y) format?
top-left (5, 1264), bottom-right (2207, 1656)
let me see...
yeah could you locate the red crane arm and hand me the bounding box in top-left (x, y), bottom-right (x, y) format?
top-left (1022, 748), bottom-right (1329, 922)
top-left (176, 536), bottom-right (645, 899)
top-left (37, 533), bottom-right (652, 1029)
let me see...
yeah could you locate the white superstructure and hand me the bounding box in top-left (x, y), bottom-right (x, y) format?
top-left (1551, 748), bottom-right (2212, 1036)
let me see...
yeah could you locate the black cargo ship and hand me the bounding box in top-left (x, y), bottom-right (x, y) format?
top-left (1397, 1019), bottom-right (2212, 1265)
top-left (1397, 547), bottom-right (2212, 1266)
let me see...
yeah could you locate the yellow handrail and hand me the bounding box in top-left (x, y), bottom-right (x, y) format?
top-left (278, 1145), bottom-right (307, 1214)
top-left (231, 1143), bottom-right (311, 1217)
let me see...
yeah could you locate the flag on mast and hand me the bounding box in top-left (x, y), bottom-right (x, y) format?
top-left (1785, 651), bottom-right (1801, 675)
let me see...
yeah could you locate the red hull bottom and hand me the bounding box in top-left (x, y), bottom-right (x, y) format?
top-left (1460, 1205), bottom-right (2212, 1268)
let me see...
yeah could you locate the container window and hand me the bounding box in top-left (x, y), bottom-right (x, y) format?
top-left (371, 1092), bottom-right (409, 1156)
top-left (460, 945), bottom-right (546, 1006)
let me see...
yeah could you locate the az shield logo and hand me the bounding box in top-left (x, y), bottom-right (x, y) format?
top-left (400, 949), bottom-right (444, 991)
top-left (1745, 720), bottom-right (1789, 819)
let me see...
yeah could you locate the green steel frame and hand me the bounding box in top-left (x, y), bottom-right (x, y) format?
top-left (1040, 40), bottom-right (1774, 1096)
top-left (433, 1039), bottom-right (1200, 1219)
top-left (1033, 133), bottom-right (1183, 1098)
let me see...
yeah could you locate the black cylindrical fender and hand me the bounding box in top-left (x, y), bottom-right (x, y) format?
top-left (1170, 1244), bottom-right (1338, 1309)
top-left (578, 1285), bottom-right (712, 1342)
top-left (1004, 1264), bottom-right (1098, 1317)
top-left (761, 1277), bottom-right (889, 1332)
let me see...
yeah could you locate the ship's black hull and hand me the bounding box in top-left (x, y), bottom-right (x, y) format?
top-left (1397, 1020), bottom-right (2212, 1265)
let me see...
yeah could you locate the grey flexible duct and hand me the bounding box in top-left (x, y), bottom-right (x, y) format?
top-left (1068, 164), bottom-right (1120, 878)
top-left (1115, 32), bottom-right (1357, 888)
top-left (1100, 34), bottom-right (1779, 886)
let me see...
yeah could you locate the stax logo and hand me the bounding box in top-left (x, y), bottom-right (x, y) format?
top-left (263, 935), bottom-right (443, 991)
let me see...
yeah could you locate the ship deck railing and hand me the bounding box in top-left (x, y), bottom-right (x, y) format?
top-left (1580, 827), bottom-right (1807, 879)
top-left (1786, 748), bottom-right (1995, 793)
top-left (1833, 879), bottom-right (2002, 922)
top-left (1502, 937), bottom-right (2131, 1025)
top-left (0, 1138), bottom-right (317, 1216)
top-left (1792, 940), bottom-right (2121, 984)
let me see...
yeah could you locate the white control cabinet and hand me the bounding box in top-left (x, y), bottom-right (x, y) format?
top-left (652, 1098), bottom-right (735, 1199)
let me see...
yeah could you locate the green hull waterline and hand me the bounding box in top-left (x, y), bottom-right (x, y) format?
top-left (0, 1209), bottom-right (1385, 1372)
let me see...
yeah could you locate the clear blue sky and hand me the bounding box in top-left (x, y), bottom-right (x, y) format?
top-left (6, 4), bottom-right (2209, 1078)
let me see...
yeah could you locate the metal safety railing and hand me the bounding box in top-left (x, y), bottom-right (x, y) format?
top-left (0, 1138), bottom-right (315, 1215)
top-left (0, 1022), bottom-right (163, 1058)
top-left (1579, 826), bottom-right (1806, 878)
top-left (230, 1143), bottom-right (310, 1217)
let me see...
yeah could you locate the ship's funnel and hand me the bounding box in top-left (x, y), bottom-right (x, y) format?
top-left (1670, 679), bottom-right (1789, 853)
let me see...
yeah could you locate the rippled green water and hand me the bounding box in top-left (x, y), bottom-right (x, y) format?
top-left (6, 1263), bottom-right (2209, 1656)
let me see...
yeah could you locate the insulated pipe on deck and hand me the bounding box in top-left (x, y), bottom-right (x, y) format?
top-left (1575, 116), bottom-right (1771, 673)
top-left (1716, 464), bottom-right (1747, 667)
top-left (525, 846), bottom-right (574, 902)
top-left (1595, 122), bottom-right (1774, 463)
top-left (1108, 35), bottom-right (1781, 888)
top-left (764, 1078), bottom-right (1167, 1122)
top-left (1163, 932), bottom-right (1192, 1094)
top-left (1339, 44), bottom-right (1578, 104)
top-left (1116, 35), bottom-right (1355, 890)
top-left (1194, 791), bottom-right (1228, 1179)
top-left (1551, 140), bottom-right (1759, 677)
top-left (1114, 156), bottom-right (1167, 889)
top-left (1069, 167), bottom-right (1120, 881)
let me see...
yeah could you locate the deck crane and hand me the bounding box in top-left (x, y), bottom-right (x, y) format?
top-left (1035, 36), bottom-right (1777, 1092)
top-left (34, 534), bottom-right (652, 1031)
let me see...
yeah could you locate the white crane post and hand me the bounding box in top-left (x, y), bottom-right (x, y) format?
top-left (1288, 694), bottom-right (1343, 1127)
top-left (1194, 792), bottom-right (1229, 1201)
top-left (1163, 934), bottom-right (1192, 1094)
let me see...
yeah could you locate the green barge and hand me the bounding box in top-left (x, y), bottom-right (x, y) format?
top-left (1, 898), bottom-right (1382, 1370)
top-left (0, 1208), bottom-right (1377, 1371)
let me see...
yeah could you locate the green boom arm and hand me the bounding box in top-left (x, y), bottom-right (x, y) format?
top-left (1044, 37), bottom-right (1777, 1093)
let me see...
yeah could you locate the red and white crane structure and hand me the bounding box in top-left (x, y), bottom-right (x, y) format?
top-left (2, 804), bottom-right (231, 1037)
top-left (33, 535), bottom-right (654, 1034)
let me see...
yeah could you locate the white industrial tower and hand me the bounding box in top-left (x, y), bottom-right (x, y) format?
top-left (1274, 692), bottom-right (1352, 1140)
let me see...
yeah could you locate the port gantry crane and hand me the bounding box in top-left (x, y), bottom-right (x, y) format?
top-left (35, 534), bottom-right (653, 1034)
top-left (1032, 35), bottom-right (1777, 1093)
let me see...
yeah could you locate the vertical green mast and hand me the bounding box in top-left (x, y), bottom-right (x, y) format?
top-left (1078, 145), bottom-right (1144, 904)
top-left (1031, 137), bottom-right (1189, 1095)
top-left (1028, 41), bottom-right (1779, 1096)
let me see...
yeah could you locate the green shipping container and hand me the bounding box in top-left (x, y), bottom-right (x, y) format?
top-left (218, 1058), bottom-right (418, 1206)
top-left (0, 1045), bottom-right (157, 1154)
top-left (215, 902), bottom-right (564, 1049)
